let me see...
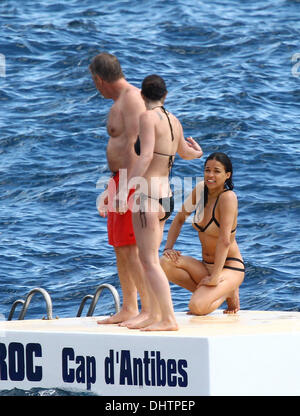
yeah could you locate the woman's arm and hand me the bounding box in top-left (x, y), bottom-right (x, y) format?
top-left (176, 121), bottom-right (203, 160)
top-left (163, 183), bottom-right (203, 260)
top-left (127, 111), bottom-right (155, 181)
top-left (162, 209), bottom-right (190, 263)
top-left (163, 210), bottom-right (187, 250)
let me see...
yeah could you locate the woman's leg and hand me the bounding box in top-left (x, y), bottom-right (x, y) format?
top-left (132, 208), bottom-right (178, 331)
top-left (118, 244), bottom-right (152, 328)
top-left (160, 254), bottom-right (209, 291)
top-left (188, 267), bottom-right (244, 315)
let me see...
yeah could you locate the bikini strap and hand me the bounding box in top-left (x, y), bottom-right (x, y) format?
top-left (161, 106), bottom-right (175, 142)
top-left (212, 190), bottom-right (235, 230)
top-left (211, 193), bottom-right (221, 224)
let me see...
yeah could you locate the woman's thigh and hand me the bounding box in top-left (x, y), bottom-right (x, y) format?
top-left (174, 255), bottom-right (208, 285)
top-left (132, 209), bottom-right (164, 263)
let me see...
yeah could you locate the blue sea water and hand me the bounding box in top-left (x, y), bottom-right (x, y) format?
top-left (0, 0), bottom-right (300, 395)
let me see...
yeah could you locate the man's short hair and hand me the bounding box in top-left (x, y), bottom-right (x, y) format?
top-left (89, 52), bottom-right (124, 82)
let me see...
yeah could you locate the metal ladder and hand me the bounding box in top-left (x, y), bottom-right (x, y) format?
top-left (7, 284), bottom-right (120, 320)
top-left (77, 283), bottom-right (120, 317)
top-left (8, 287), bottom-right (53, 321)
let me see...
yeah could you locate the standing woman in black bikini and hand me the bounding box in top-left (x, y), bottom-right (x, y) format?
top-left (117, 74), bottom-right (203, 331)
top-left (160, 152), bottom-right (245, 315)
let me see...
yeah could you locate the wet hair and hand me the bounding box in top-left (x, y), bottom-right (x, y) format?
top-left (89, 52), bottom-right (124, 83)
top-left (141, 74), bottom-right (167, 101)
top-left (204, 152), bottom-right (234, 205)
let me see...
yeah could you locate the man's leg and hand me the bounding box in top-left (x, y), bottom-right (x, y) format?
top-left (97, 244), bottom-right (151, 324)
top-left (97, 245), bottom-right (138, 324)
top-left (98, 181), bottom-right (150, 324)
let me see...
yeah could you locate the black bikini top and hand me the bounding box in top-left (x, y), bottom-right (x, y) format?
top-left (193, 190), bottom-right (237, 233)
top-left (134, 106), bottom-right (175, 170)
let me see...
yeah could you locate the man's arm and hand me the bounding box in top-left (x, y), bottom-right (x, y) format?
top-left (122, 89), bottom-right (145, 147)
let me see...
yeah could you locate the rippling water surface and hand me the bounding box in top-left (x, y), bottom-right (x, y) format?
top-left (0, 0), bottom-right (300, 395)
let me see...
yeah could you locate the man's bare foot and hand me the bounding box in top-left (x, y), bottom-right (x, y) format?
top-left (97, 309), bottom-right (138, 325)
top-left (119, 311), bottom-right (151, 328)
top-left (224, 289), bottom-right (240, 314)
top-left (141, 319), bottom-right (179, 332)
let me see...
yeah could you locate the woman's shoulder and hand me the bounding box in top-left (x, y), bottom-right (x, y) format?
top-left (170, 112), bottom-right (182, 129)
top-left (140, 109), bottom-right (155, 124)
top-left (219, 189), bottom-right (238, 206)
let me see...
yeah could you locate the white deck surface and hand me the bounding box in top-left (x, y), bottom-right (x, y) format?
top-left (1, 309), bottom-right (300, 336)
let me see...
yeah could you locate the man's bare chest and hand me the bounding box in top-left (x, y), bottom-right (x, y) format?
top-left (106, 104), bottom-right (124, 138)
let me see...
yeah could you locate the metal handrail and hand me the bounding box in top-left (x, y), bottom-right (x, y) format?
top-left (7, 288), bottom-right (53, 321)
top-left (76, 294), bottom-right (94, 317)
top-left (7, 299), bottom-right (25, 321)
top-left (77, 284), bottom-right (120, 317)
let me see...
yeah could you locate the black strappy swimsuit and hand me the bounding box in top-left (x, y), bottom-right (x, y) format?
top-left (194, 190), bottom-right (245, 273)
top-left (193, 190), bottom-right (237, 233)
top-left (135, 105), bottom-right (175, 223)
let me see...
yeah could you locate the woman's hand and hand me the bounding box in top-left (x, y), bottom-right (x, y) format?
top-left (185, 137), bottom-right (203, 157)
top-left (163, 248), bottom-right (181, 263)
top-left (197, 274), bottom-right (224, 287)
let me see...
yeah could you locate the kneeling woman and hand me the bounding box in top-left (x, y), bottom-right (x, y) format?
top-left (161, 152), bottom-right (245, 315)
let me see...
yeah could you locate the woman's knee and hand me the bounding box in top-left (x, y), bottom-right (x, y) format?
top-left (160, 255), bottom-right (175, 279)
top-left (188, 297), bottom-right (209, 316)
top-left (160, 255), bottom-right (170, 270)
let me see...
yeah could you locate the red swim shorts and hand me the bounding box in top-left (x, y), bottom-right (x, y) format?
top-left (107, 171), bottom-right (136, 247)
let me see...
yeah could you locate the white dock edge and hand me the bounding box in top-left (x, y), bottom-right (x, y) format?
top-left (1, 310), bottom-right (300, 396)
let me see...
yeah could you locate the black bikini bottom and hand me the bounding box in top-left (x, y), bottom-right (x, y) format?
top-left (139, 193), bottom-right (174, 226)
top-left (158, 195), bottom-right (175, 221)
top-left (204, 257), bottom-right (245, 273)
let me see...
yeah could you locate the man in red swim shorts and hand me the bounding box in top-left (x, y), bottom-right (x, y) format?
top-left (90, 53), bottom-right (150, 327)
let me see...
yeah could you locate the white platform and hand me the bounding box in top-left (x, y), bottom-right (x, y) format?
top-left (1, 309), bottom-right (300, 396)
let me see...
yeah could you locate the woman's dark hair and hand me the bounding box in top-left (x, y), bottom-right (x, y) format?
top-left (204, 152), bottom-right (234, 205)
top-left (141, 74), bottom-right (167, 101)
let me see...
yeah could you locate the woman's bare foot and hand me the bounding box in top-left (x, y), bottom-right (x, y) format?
top-left (126, 314), bottom-right (160, 330)
top-left (141, 319), bottom-right (179, 332)
top-left (224, 289), bottom-right (240, 314)
top-left (118, 311), bottom-right (151, 328)
top-left (97, 308), bottom-right (138, 325)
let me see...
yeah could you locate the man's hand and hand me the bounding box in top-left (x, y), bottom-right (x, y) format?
top-left (114, 192), bottom-right (128, 215)
top-left (97, 189), bottom-right (109, 218)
